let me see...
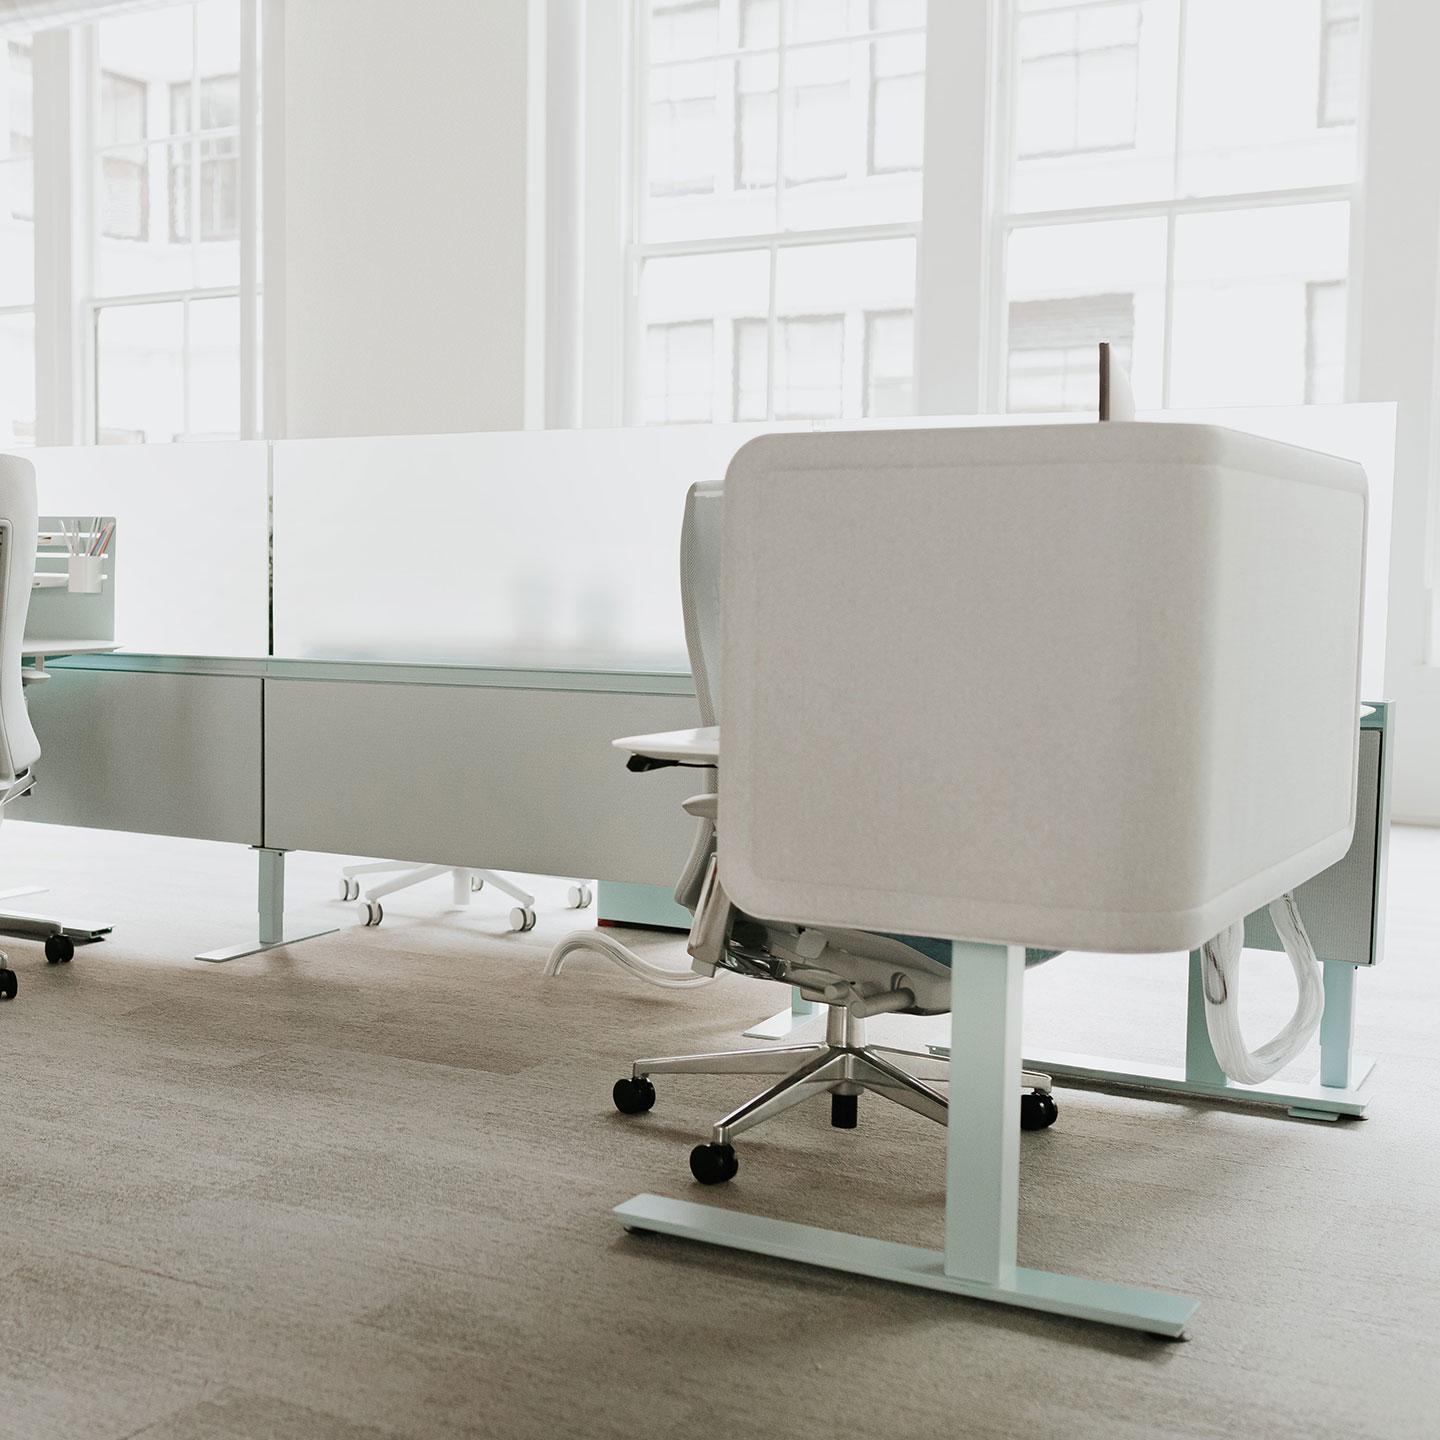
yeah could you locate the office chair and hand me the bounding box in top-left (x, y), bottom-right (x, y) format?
top-left (0, 454), bottom-right (50, 1001)
top-left (608, 482), bottom-right (1057, 1184)
top-left (339, 857), bottom-right (592, 933)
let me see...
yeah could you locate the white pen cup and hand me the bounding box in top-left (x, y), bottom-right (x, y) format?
top-left (67, 554), bottom-right (104, 593)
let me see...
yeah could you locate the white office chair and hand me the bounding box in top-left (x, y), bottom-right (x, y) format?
top-left (339, 857), bottom-right (592, 933)
top-left (607, 482), bottom-right (1057, 1184)
top-left (0, 454), bottom-right (64, 1001)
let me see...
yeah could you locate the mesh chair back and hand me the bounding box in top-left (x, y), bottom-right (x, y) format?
top-left (0, 454), bottom-right (39, 783)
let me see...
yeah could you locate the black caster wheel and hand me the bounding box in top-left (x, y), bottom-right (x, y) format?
top-left (44, 934), bottom-right (74, 965)
top-left (831, 1093), bottom-right (858, 1128)
top-left (0, 967), bottom-right (15, 1000)
top-left (1020, 1090), bottom-right (1059, 1131)
top-left (339, 877), bottom-right (360, 902)
top-left (689, 1142), bottom-right (738, 1185)
top-left (359, 901), bottom-right (383, 927)
top-left (613, 1076), bottom-right (657, 1115)
top-left (509, 905), bottom-right (537, 933)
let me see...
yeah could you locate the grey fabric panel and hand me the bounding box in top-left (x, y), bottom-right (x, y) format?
top-left (21, 667), bottom-right (262, 843)
top-left (262, 678), bottom-right (702, 885)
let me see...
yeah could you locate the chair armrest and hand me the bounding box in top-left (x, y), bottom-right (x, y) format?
top-left (612, 725), bottom-right (719, 766)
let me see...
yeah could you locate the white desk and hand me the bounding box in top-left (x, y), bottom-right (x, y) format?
top-left (2, 641), bottom-right (120, 960)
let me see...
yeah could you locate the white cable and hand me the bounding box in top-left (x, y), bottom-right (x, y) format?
top-left (543, 930), bottom-right (717, 989)
top-left (1200, 893), bottom-right (1326, 1086)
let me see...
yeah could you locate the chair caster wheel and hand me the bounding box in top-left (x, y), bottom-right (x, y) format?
top-left (44, 934), bottom-right (74, 964)
top-left (509, 905), bottom-right (537, 932)
top-left (613, 1076), bottom-right (656, 1114)
top-left (339, 877), bottom-right (360, 901)
top-left (567, 884), bottom-right (593, 909)
top-left (1020, 1090), bottom-right (1059, 1130)
top-left (470, 875), bottom-right (485, 892)
top-left (689, 1142), bottom-right (738, 1185)
top-left (359, 901), bottom-right (383, 927)
top-left (0, 967), bottom-right (15, 1000)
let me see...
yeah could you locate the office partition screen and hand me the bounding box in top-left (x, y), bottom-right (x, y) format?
top-left (28, 439), bottom-right (268, 656)
top-left (270, 425), bottom-right (802, 670)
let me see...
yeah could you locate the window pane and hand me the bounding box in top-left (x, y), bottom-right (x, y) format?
top-left (736, 54), bottom-right (778, 190)
top-left (187, 294), bottom-right (240, 438)
top-left (644, 319), bottom-right (715, 423)
top-left (648, 60), bottom-right (719, 197)
top-left (775, 236), bottom-right (915, 418)
top-left (650, 0), bottom-right (721, 64)
top-left (771, 314), bottom-right (844, 418)
top-left (1010, 0), bottom-right (1178, 214)
top-left (733, 317), bottom-right (768, 419)
top-left (0, 310), bottom-right (35, 446)
top-left (1179, 0), bottom-right (1360, 196)
top-left (1168, 201), bottom-right (1349, 408)
top-left (741, 0), bottom-right (778, 48)
top-left (870, 35), bottom-right (924, 173)
top-left (1006, 217), bottom-right (1168, 410)
top-left (784, 44), bottom-right (849, 185)
top-left (639, 249), bottom-right (770, 424)
top-left (1007, 293), bottom-right (1133, 412)
top-left (865, 308), bottom-right (913, 416)
top-left (0, 43), bottom-right (33, 305)
top-left (96, 301), bottom-right (184, 444)
top-left (99, 6), bottom-right (192, 139)
top-left (787, 0), bottom-right (849, 43)
top-left (1306, 279), bottom-right (1346, 403)
top-left (101, 145), bottom-right (149, 240)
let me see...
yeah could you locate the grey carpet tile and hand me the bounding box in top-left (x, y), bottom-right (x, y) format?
top-left (1, 822), bottom-right (1438, 1440)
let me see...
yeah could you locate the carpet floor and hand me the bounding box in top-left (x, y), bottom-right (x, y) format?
top-left (0, 820), bottom-right (1437, 1440)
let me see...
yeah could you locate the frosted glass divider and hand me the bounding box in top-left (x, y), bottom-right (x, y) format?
top-left (271, 424), bottom-right (807, 669)
top-left (27, 441), bottom-right (270, 657)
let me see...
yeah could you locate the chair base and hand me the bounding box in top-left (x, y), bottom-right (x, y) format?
top-left (632, 1005), bottom-right (1052, 1146)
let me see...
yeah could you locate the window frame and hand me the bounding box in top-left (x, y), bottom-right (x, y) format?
top-left (624, 0), bottom-right (926, 425)
top-left (987, 1), bottom-right (1363, 413)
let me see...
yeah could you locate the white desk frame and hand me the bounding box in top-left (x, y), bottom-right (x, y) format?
top-left (618, 940), bottom-right (1198, 1338)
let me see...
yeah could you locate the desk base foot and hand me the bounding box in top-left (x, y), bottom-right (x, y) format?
top-left (196, 925), bottom-right (338, 963)
top-left (929, 1047), bottom-right (1375, 1118)
top-left (615, 1194), bottom-right (1195, 1339)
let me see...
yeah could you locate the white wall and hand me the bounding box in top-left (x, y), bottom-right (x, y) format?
top-left (269, 0), bottom-right (534, 439)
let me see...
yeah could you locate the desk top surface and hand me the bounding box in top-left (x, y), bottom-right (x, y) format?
top-left (23, 639), bottom-right (121, 659)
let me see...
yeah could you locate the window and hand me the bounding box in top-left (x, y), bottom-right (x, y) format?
top-left (168, 74), bottom-right (240, 242)
top-left (1319, 0), bottom-right (1361, 128)
top-left (1015, 0), bottom-right (1141, 159)
top-left (1306, 279), bottom-right (1346, 403)
top-left (1006, 293), bottom-right (1133, 412)
top-left (632, 0), bottom-right (923, 424)
top-left (863, 307), bottom-right (912, 415)
top-left (91, 0), bottom-right (248, 443)
top-left (1, 39), bottom-right (34, 446)
top-left (100, 70), bottom-right (148, 240)
top-left (1000, 0), bottom-right (1361, 410)
top-left (644, 319), bottom-right (714, 422)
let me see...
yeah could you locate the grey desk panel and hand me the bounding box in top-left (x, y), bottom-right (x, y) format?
top-left (262, 679), bottom-right (702, 884)
top-left (22, 669), bottom-right (263, 844)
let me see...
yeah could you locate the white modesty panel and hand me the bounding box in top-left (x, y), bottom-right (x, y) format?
top-left (720, 423), bottom-right (1366, 954)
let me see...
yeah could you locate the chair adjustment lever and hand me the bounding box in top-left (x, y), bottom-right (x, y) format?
top-left (627, 754), bottom-right (681, 772)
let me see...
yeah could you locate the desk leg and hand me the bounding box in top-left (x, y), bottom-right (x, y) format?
top-left (196, 847), bottom-right (338, 963)
top-left (613, 940), bottom-right (1197, 1339)
top-left (743, 987), bottom-right (820, 1039)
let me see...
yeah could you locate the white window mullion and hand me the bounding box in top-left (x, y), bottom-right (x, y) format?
top-left (915, 0), bottom-right (995, 414)
top-left (31, 26), bottom-right (77, 444)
